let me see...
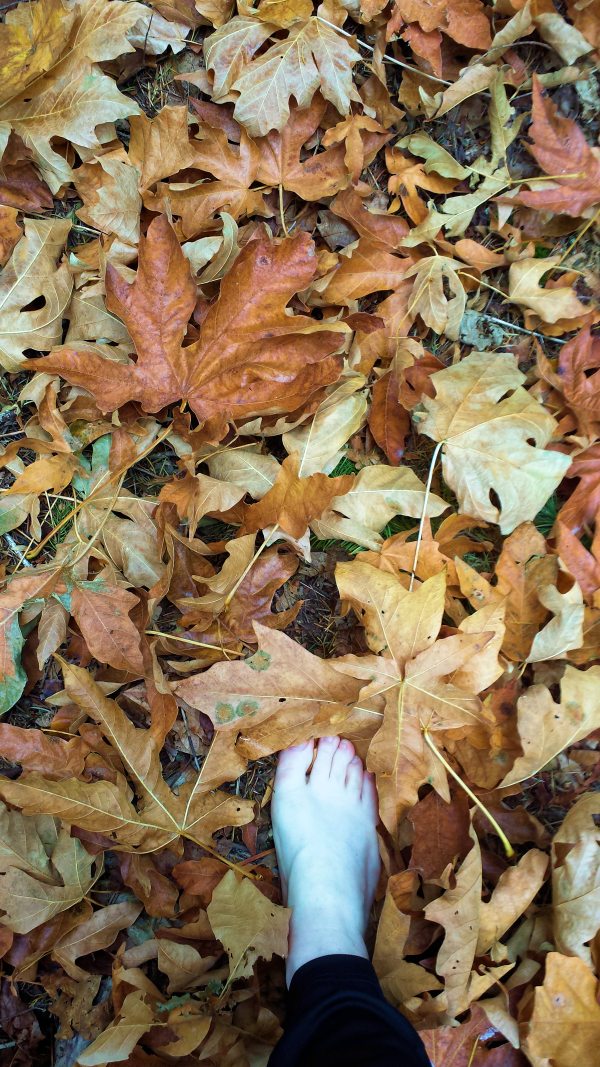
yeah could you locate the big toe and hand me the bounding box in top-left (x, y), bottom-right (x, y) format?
top-left (274, 739), bottom-right (314, 793)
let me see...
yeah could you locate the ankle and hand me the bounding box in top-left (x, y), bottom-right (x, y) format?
top-left (286, 904), bottom-right (368, 986)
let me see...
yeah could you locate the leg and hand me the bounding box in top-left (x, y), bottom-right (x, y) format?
top-left (268, 736), bottom-right (431, 1067)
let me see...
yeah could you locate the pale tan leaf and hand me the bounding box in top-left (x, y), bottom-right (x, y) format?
top-left (418, 351), bottom-right (571, 533)
top-left (0, 218), bottom-right (72, 370)
top-left (207, 869), bottom-right (290, 980)
top-left (501, 664), bottom-right (600, 787)
top-left (77, 989), bottom-right (154, 1066)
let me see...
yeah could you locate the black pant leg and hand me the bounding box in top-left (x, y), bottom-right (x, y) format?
top-left (267, 954), bottom-right (431, 1067)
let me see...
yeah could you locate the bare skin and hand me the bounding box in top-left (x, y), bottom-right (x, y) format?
top-left (271, 735), bottom-right (382, 987)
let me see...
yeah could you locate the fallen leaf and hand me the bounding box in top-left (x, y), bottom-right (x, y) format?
top-left (77, 989), bottom-right (155, 1066)
top-left (312, 463), bottom-right (448, 551)
top-left (552, 794), bottom-right (600, 965)
top-left (424, 826), bottom-right (482, 1018)
top-left (404, 255), bottom-right (466, 340)
top-left (0, 217), bottom-right (72, 370)
top-left (241, 452), bottom-right (354, 538)
top-left (207, 869), bottom-right (290, 980)
top-left (0, 826), bottom-right (97, 934)
top-left (0, 661), bottom-right (254, 851)
top-left (53, 900), bottom-right (142, 980)
top-left (516, 78), bottom-right (600, 217)
top-left (522, 952), bottom-right (600, 1067)
top-left (217, 17), bottom-right (362, 137)
top-left (501, 664), bottom-right (600, 787)
top-left (32, 217), bottom-right (347, 425)
top-left (476, 849), bottom-right (548, 955)
top-left (417, 351), bottom-right (571, 533)
top-left (508, 258), bottom-right (588, 324)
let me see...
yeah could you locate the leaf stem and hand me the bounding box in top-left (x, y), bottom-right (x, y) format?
top-left (145, 630), bottom-right (246, 655)
top-left (224, 524), bottom-right (281, 608)
top-left (278, 184), bottom-right (289, 237)
top-left (315, 15), bottom-right (452, 86)
top-left (408, 439), bottom-right (444, 592)
top-left (422, 726), bottom-right (515, 858)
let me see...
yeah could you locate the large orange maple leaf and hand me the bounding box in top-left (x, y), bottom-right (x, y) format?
top-left (29, 216), bottom-right (347, 425)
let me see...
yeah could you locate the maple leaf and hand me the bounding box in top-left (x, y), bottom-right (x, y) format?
top-left (73, 151), bottom-right (141, 246)
top-left (386, 146), bottom-right (457, 223)
top-left (281, 375), bottom-right (369, 476)
top-left (456, 523), bottom-right (559, 661)
top-left (145, 119), bottom-right (270, 238)
top-left (0, 723), bottom-right (89, 779)
top-left (416, 351), bottom-right (572, 533)
top-left (178, 540), bottom-right (301, 643)
top-left (329, 186), bottom-right (409, 250)
top-left (522, 953), bottom-right (600, 1067)
top-left (255, 97), bottom-right (353, 201)
top-left (0, 661), bottom-right (254, 851)
top-left (0, 815), bottom-right (98, 934)
top-left (53, 900), bottom-right (142, 980)
top-left (335, 567), bottom-right (502, 830)
top-left (206, 16), bottom-right (362, 136)
top-left (0, 0), bottom-right (76, 106)
top-left (368, 362), bottom-right (411, 465)
top-left (551, 794), bottom-right (600, 967)
top-left (501, 664), bottom-right (600, 788)
top-left (311, 463), bottom-right (448, 551)
top-left (174, 623), bottom-right (371, 786)
top-left (508, 257), bottom-right (588, 325)
top-left (555, 327), bottom-right (600, 438)
top-left (321, 237), bottom-right (412, 305)
top-left (207, 870), bottom-right (290, 981)
top-left (0, 217), bottom-right (72, 371)
top-left (391, 0), bottom-right (492, 50)
top-left (241, 452), bottom-right (354, 538)
top-left (0, 570), bottom-right (60, 716)
top-left (404, 255), bottom-right (466, 340)
top-left (29, 216), bottom-right (348, 423)
top-left (516, 78), bottom-right (600, 217)
top-left (159, 471), bottom-right (246, 531)
top-left (0, 0), bottom-right (143, 190)
top-left (76, 989), bottom-right (155, 1067)
top-left (128, 105), bottom-right (202, 192)
top-left (557, 443), bottom-right (600, 535)
top-left (321, 113), bottom-right (391, 184)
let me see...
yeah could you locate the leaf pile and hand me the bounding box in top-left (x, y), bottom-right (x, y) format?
top-left (1, 0), bottom-right (600, 1064)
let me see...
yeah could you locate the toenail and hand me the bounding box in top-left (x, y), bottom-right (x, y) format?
top-left (321, 736), bottom-right (336, 744)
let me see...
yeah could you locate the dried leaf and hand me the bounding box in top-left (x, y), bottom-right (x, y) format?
top-left (417, 352), bottom-right (571, 533)
top-left (207, 870), bottom-right (290, 980)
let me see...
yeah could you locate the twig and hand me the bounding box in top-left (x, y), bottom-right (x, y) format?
top-left (477, 313), bottom-right (567, 346)
top-left (315, 16), bottom-right (452, 86)
top-left (145, 630), bottom-right (246, 656)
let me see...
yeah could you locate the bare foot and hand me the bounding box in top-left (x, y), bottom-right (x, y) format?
top-left (271, 735), bottom-right (381, 986)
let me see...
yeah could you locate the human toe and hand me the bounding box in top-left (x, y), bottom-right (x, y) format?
top-left (309, 735), bottom-right (341, 786)
top-left (330, 738), bottom-right (356, 784)
top-left (274, 739), bottom-right (314, 792)
top-left (345, 754), bottom-right (364, 795)
top-left (361, 770), bottom-right (379, 820)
